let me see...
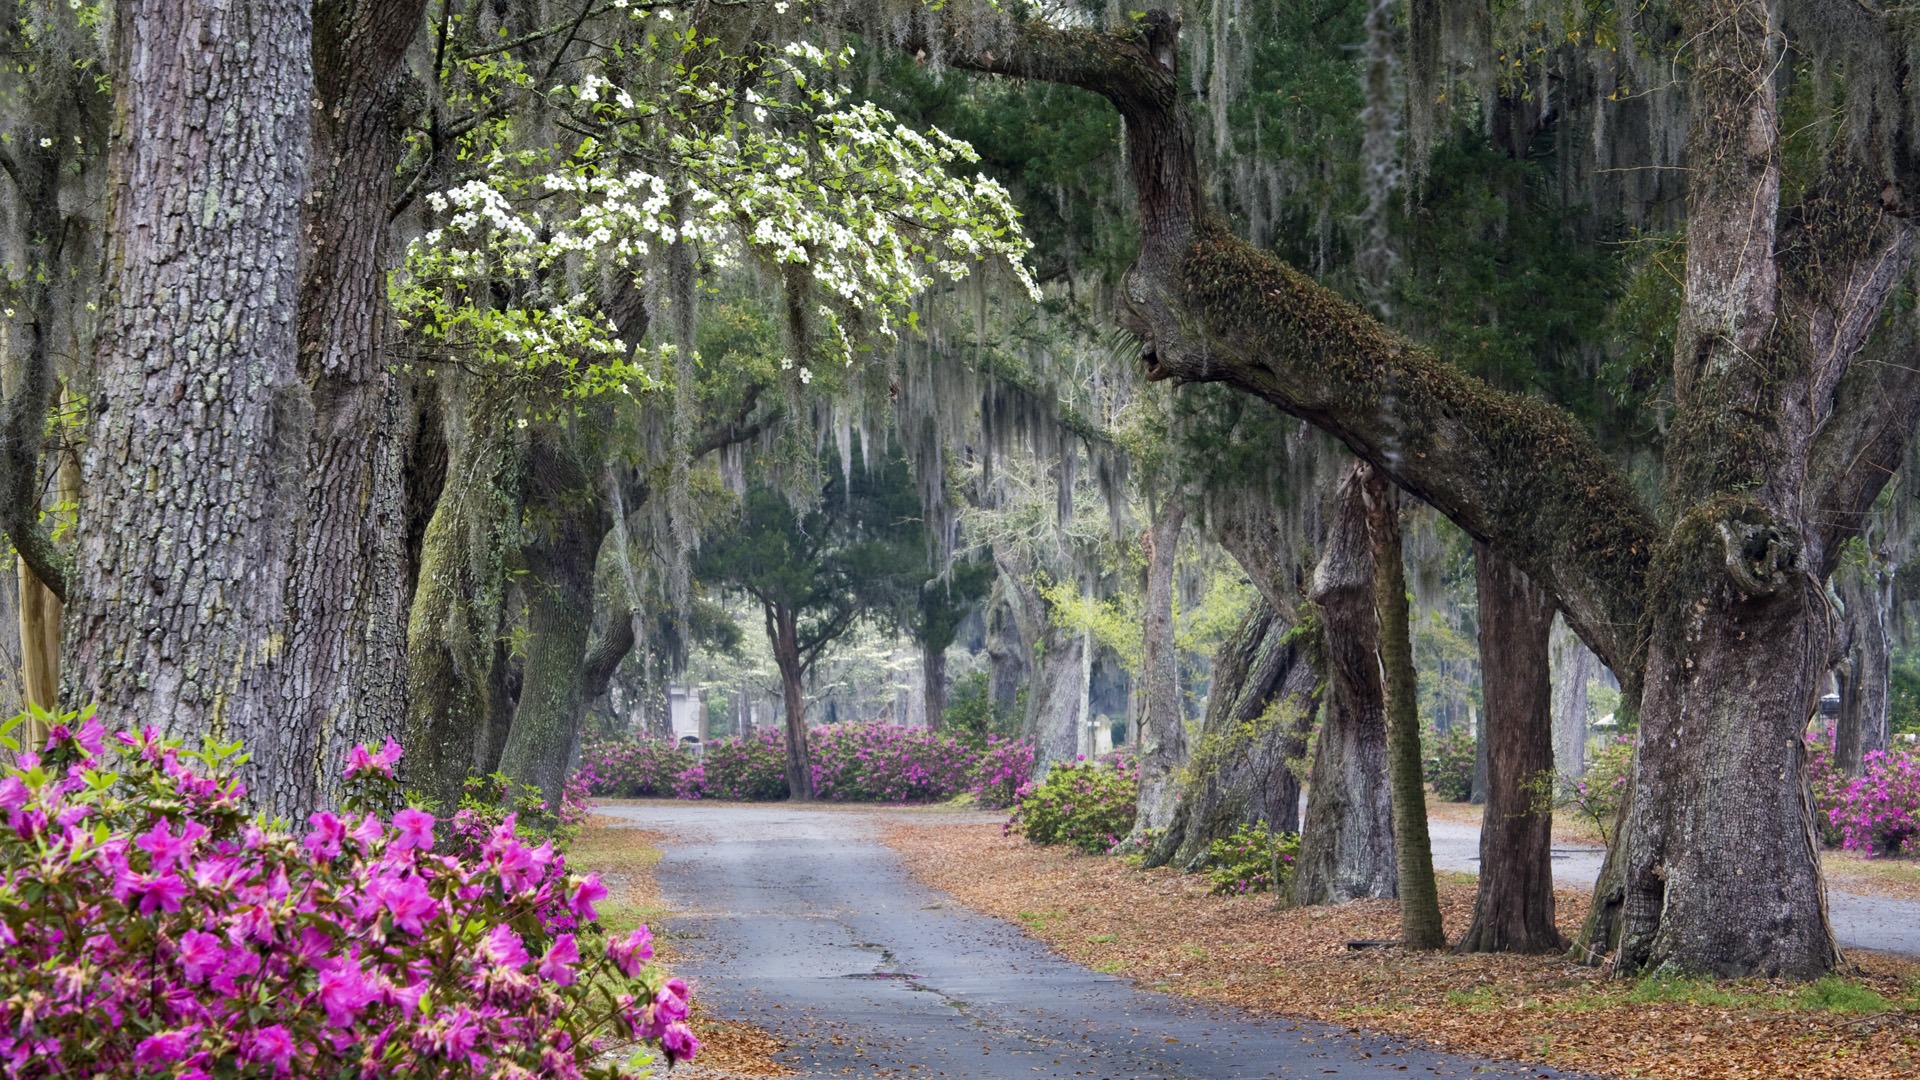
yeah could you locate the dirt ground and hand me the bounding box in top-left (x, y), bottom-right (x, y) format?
top-left (882, 817), bottom-right (1920, 1080)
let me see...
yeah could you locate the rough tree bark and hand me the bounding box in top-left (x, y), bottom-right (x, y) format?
top-left (66, 0), bottom-right (312, 769)
top-left (922, 640), bottom-right (948, 732)
top-left (1121, 499), bottom-right (1188, 849)
top-left (272, 0), bottom-right (427, 818)
top-left (1458, 541), bottom-right (1564, 954)
top-left (1292, 463), bottom-right (1396, 906)
top-left (1144, 596), bottom-right (1320, 871)
top-left (860, 0), bottom-right (1920, 977)
top-left (1367, 468), bottom-right (1445, 949)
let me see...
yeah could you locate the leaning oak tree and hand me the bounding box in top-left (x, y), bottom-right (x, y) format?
top-left (843, 0), bottom-right (1920, 977)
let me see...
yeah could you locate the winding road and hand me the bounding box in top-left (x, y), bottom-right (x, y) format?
top-left (596, 802), bottom-right (1588, 1080)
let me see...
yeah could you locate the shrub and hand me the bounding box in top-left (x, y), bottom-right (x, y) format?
top-left (970, 736), bottom-right (1036, 810)
top-left (1423, 724), bottom-right (1476, 802)
top-left (1559, 734), bottom-right (1634, 844)
top-left (581, 740), bottom-right (695, 798)
top-left (1005, 754), bottom-right (1139, 854)
top-left (1204, 823), bottom-right (1299, 897)
top-left (0, 714), bottom-right (697, 1077)
top-left (1830, 747), bottom-right (1920, 856)
top-left (809, 723), bottom-right (976, 802)
top-left (685, 726), bottom-right (789, 801)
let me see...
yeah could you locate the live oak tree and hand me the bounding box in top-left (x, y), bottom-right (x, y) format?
top-left (695, 445), bottom-right (930, 798)
top-left (835, 0), bottom-right (1920, 977)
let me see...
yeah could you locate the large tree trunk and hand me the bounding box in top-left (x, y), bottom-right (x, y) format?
top-left (402, 390), bottom-right (526, 812)
top-left (1549, 615), bottom-right (1597, 779)
top-left (495, 422), bottom-right (614, 811)
top-left (922, 638), bottom-right (948, 732)
top-left (66, 0), bottom-right (311, 772)
top-left (1121, 500), bottom-right (1188, 849)
top-left (272, 0), bottom-right (425, 818)
top-left (768, 602), bottom-right (816, 799)
top-left (1026, 621), bottom-right (1088, 772)
top-left (1458, 542), bottom-right (1563, 954)
top-left (1833, 555), bottom-right (1893, 775)
top-left (1293, 464), bottom-right (1396, 906)
top-left (1145, 597), bottom-right (1320, 871)
top-left (1367, 468), bottom-right (1445, 949)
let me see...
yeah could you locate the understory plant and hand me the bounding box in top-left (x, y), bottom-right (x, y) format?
top-left (1203, 823), bottom-right (1299, 897)
top-left (0, 714), bottom-right (697, 1077)
top-left (1558, 734), bottom-right (1634, 844)
top-left (682, 725), bottom-right (789, 800)
top-left (580, 740), bottom-right (695, 799)
top-left (1005, 753), bottom-right (1139, 854)
top-left (1422, 724), bottom-right (1476, 802)
top-left (969, 736), bottom-right (1036, 810)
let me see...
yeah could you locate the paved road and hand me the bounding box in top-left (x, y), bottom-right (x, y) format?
top-left (1425, 818), bottom-right (1920, 958)
top-left (597, 802), bottom-right (1587, 1080)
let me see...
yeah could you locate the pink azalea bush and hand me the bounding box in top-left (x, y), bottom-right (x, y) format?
top-left (969, 736), bottom-right (1036, 810)
top-left (808, 723), bottom-right (977, 802)
top-left (1828, 746), bottom-right (1920, 856)
top-left (0, 714), bottom-right (697, 1077)
top-left (1005, 752), bottom-right (1140, 854)
top-left (579, 741), bottom-right (696, 799)
top-left (577, 724), bottom-right (1037, 806)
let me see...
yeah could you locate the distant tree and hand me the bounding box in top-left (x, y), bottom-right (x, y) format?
top-left (696, 444), bottom-right (929, 798)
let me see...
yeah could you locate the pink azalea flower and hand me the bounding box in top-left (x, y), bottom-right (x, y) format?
top-left (480, 924), bottom-right (530, 968)
top-left (538, 933), bottom-right (580, 986)
top-left (607, 925), bottom-right (654, 977)
top-left (176, 930), bottom-right (225, 984)
top-left (567, 873), bottom-right (609, 920)
top-left (392, 808), bottom-right (435, 852)
top-left (132, 1027), bottom-right (197, 1066)
top-left (373, 874), bottom-right (436, 934)
top-left (661, 1021), bottom-right (700, 1060)
top-left (243, 1024), bottom-right (294, 1072)
top-left (304, 812), bottom-right (345, 860)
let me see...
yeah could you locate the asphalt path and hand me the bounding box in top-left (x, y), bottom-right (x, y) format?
top-left (1423, 818), bottom-right (1920, 958)
top-left (597, 802), bottom-right (1590, 1080)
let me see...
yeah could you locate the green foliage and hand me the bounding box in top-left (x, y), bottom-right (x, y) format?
top-left (1204, 824), bottom-right (1300, 897)
top-left (1423, 724), bottom-right (1477, 802)
top-left (1890, 650), bottom-right (1920, 735)
top-left (1006, 756), bottom-right (1139, 854)
top-left (459, 770), bottom-right (578, 842)
top-left (945, 670), bottom-right (1020, 748)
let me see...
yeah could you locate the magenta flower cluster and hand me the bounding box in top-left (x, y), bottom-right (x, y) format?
top-left (0, 715), bottom-right (697, 1077)
top-left (581, 723), bottom-right (1038, 806)
top-left (808, 723), bottom-right (979, 802)
top-left (1827, 745), bottom-right (1920, 857)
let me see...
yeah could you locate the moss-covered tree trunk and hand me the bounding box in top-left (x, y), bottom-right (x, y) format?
top-left (1367, 468), bottom-right (1445, 949)
top-left (1293, 463), bottom-right (1396, 906)
top-left (1120, 500), bottom-right (1188, 849)
top-left (1145, 597), bottom-right (1320, 871)
top-left (66, 0), bottom-right (311, 775)
top-left (495, 421), bottom-right (614, 811)
top-left (1458, 541), bottom-right (1563, 954)
top-left (402, 390), bottom-right (526, 812)
top-left (922, 639), bottom-right (948, 732)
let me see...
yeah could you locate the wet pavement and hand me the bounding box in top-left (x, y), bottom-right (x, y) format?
top-left (595, 802), bottom-right (1588, 1080)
